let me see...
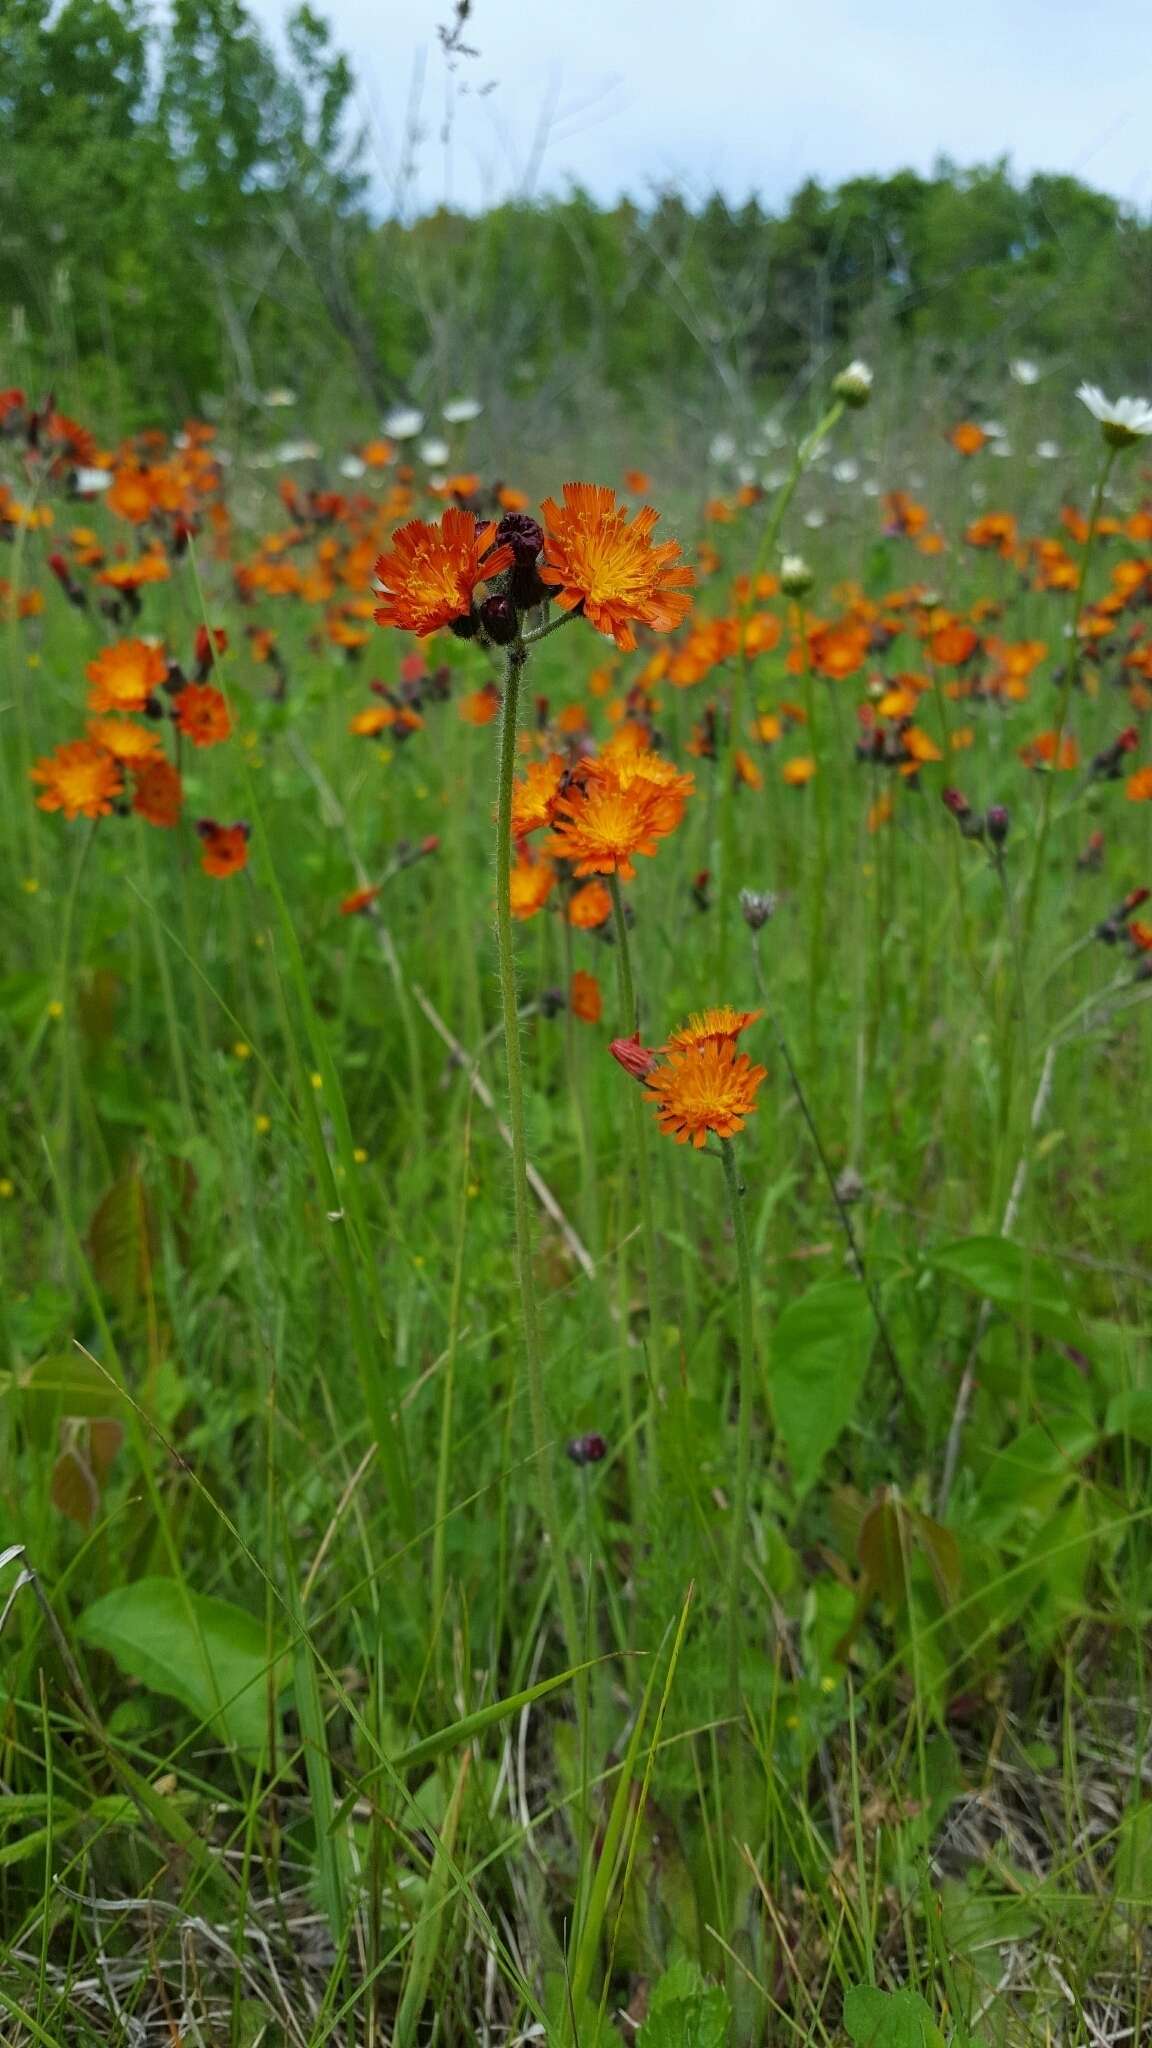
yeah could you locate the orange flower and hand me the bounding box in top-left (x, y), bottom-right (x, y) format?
top-left (131, 756), bottom-right (183, 828)
top-left (539, 483), bottom-right (694, 651)
top-left (106, 465), bottom-right (156, 524)
top-left (31, 739), bottom-right (123, 819)
top-left (570, 970), bottom-right (602, 1023)
top-left (550, 751), bottom-right (693, 878)
top-left (340, 884), bottom-right (382, 915)
top-left (1020, 730), bottom-right (1080, 773)
top-left (197, 820), bottom-right (251, 878)
top-left (97, 551), bottom-right (170, 591)
top-left (1126, 765), bottom-right (1152, 801)
top-left (929, 623), bottom-right (980, 667)
top-left (568, 879), bottom-right (612, 928)
top-left (85, 717), bottom-right (163, 763)
top-left (86, 637), bottom-right (168, 713)
top-left (733, 748), bottom-right (763, 789)
top-left (665, 1006), bottom-right (761, 1050)
top-left (508, 848), bottom-right (555, 920)
top-left (645, 1038), bottom-right (767, 1148)
top-left (903, 726), bottom-right (943, 765)
top-left (511, 754), bottom-right (567, 837)
top-left (949, 421), bottom-right (987, 457)
top-left (350, 705), bottom-right (397, 737)
top-left (624, 469), bottom-right (650, 493)
top-left (1130, 919), bottom-right (1152, 952)
top-left (373, 508), bottom-right (513, 637)
top-left (459, 682), bottom-right (502, 725)
top-left (782, 756), bottom-right (816, 786)
top-left (173, 683), bottom-right (231, 748)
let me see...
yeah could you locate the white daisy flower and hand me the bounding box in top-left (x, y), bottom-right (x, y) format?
top-left (442, 396), bottom-right (483, 424)
top-left (419, 438), bottom-right (450, 466)
top-left (339, 455), bottom-right (367, 479)
top-left (1076, 382), bottom-right (1152, 447)
top-left (263, 387), bottom-right (297, 408)
top-left (382, 406), bottom-right (425, 441)
top-left (709, 432), bottom-right (737, 464)
top-left (803, 508), bottom-right (826, 529)
top-left (833, 458), bottom-right (859, 483)
top-left (72, 466), bottom-right (112, 494)
top-left (1035, 439), bottom-right (1061, 460)
top-left (1011, 358), bottom-right (1040, 386)
top-left (274, 439), bottom-right (321, 463)
top-left (989, 439), bottom-right (1014, 458)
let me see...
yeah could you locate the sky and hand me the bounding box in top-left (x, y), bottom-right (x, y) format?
top-left (250, 0), bottom-right (1152, 217)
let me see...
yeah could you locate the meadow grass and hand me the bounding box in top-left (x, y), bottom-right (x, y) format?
top-left (1, 373), bottom-right (1151, 2045)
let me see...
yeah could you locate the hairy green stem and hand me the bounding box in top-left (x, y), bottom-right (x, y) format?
top-left (495, 642), bottom-right (581, 1665)
top-left (721, 1138), bottom-right (756, 1725)
top-left (608, 873), bottom-right (664, 1413)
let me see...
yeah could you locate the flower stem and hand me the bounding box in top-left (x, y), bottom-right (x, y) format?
top-left (721, 1138), bottom-right (756, 1723)
top-left (1018, 444), bottom-right (1115, 966)
top-left (608, 874), bottom-right (664, 1417)
top-left (495, 641), bottom-right (581, 1666)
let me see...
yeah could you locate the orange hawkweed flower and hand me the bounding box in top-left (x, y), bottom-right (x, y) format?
top-left (568, 879), bottom-right (612, 929)
top-left (511, 754), bottom-right (567, 837)
top-left (173, 683), bottom-right (231, 748)
top-left (459, 682), bottom-right (502, 725)
top-left (350, 706), bottom-right (397, 737)
top-left (85, 717), bottom-right (163, 763)
top-left (97, 551), bottom-right (170, 592)
top-left (665, 1006), bottom-right (761, 1050)
top-left (1126, 765), bottom-right (1152, 801)
top-left (373, 508), bottom-right (513, 638)
top-left (949, 421), bottom-right (987, 457)
top-left (929, 623), bottom-right (980, 667)
top-left (340, 884), bottom-right (382, 915)
top-left (1020, 730), bottom-right (1080, 773)
top-left (31, 740), bottom-right (123, 820)
top-left (645, 1038), bottom-right (767, 1148)
top-left (569, 970), bottom-right (602, 1024)
top-left (86, 637), bottom-right (167, 713)
top-left (197, 820), bottom-right (251, 878)
top-left (782, 756), bottom-right (816, 786)
top-left (131, 756), bottom-right (183, 828)
top-left (550, 752), bottom-right (693, 878)
top-left (508, 848), bottom-right (556, 920)
top-left (539, 483), bottom-right (694, 651)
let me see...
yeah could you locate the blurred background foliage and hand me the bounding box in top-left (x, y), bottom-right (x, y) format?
top-left (4, 0), bottom-right (1152, 429)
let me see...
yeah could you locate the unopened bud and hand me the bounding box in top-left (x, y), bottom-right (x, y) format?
top-left (779, 553), bottom-right (814, 598)
top-left (478, 593), bottom-right (518, 645)
top-left (609, 1032), bottom-right (659, 1081)
top-left (833, 360), bottom-right (873, 408)
top-left (566, 1432), bottom-right (607, 1467)
top-left (739, 888), bottom-right (779, 929)
top-left (985, 804), bottom-right (1010, 846)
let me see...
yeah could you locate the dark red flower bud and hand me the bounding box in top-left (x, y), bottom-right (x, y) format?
top-left (479, 593), bottom-right (518, 645)
top-left (449, 609), bottom-right (480, 640)
top-left (566, 1432), bottom-right (607, 1467)
top-left (986, 804), bottom-right (1010, 846)
top-left (1123, 886), bottom-right (1151, 913)
top-left (496, 511), bottom-right (548, 608)
top-left (942, 787), bottom-right (971, 820)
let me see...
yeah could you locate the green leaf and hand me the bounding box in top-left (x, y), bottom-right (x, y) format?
top-left (927, 1237), bottom-right (1080, 1346)
top-left (77, 1578), bottom-right (284, 1755)
top-left (772, 1281), bottom-right (875, 1496)
top-left (636, 1958), bottom-right (731, 2048)
top-left (1105, 1389), bottom-right (1152, 1447)
top-left (842, 1985), bottom-right (946, 2048)
top-left (17, 1352), bottom-right (125, 1421)
top-left (88, 1165), bottom-right (155, 1322)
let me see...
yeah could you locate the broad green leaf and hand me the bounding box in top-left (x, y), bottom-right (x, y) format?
top-left (17, 1352), bottom-right (126, 1421)
top-left (637, 1957), bottom-right (731, 2048)
top-left (927, 1238), bottom-right (1080, 1347)
top-left (842, 1985), bottom-right (946, 2048)
top-left (78, 1578), bottom-right (285, 1755)
top-left (1106, 1388), bottom-right (1152, 1446)
top-left (772, 1281), bottom-right (875, 1496)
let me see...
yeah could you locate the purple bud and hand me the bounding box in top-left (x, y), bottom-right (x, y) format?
top-left (566, 1432), bottom-right (607, 1467)
top-left (479, 593), bottom-right (518, 645)
top-left (986, 804), bottom-right (1010, 847)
